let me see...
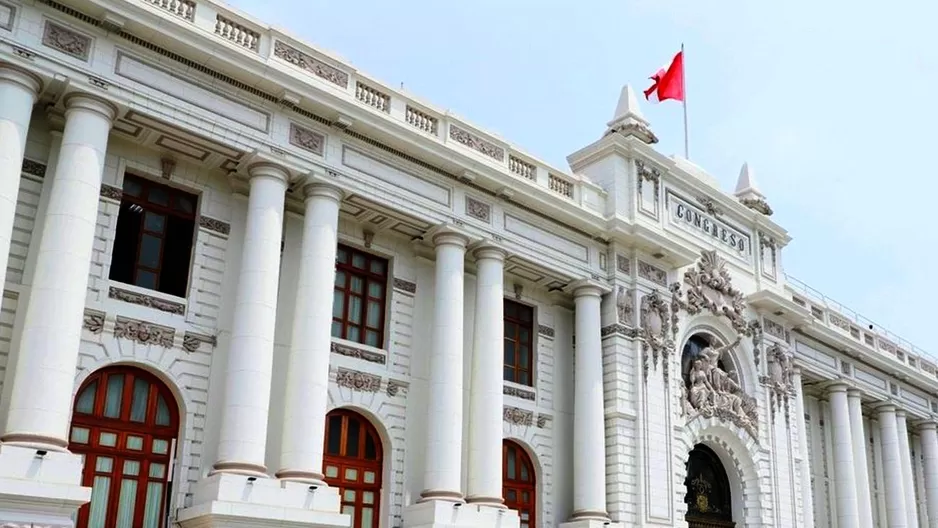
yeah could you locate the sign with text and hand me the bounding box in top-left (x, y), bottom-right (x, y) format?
top-left (667, 192), bottom-right (750, 256)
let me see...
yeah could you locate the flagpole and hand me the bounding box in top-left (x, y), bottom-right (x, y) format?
top-left (682, 42), bottom-right (689, 159)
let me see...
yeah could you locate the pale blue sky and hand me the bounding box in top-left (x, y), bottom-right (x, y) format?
top-left (229, 0), bottom-right (937, 356)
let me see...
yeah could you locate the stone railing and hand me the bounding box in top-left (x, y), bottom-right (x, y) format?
top-left (785, 274), bottom-right (935, 377)
top-left (139, 0), bottom-right (605, 214)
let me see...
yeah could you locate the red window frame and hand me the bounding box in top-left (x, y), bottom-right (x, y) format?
top-left (69, 366), bottom-right (180, 528)
top-left (323, 409), bottom-right (383, 528)
top-left (332, 244), bottom-right (389, 348)
top-left (504, 299), bottom-right (535, 386)
top-left (503, 440), bottom-right (536, 528)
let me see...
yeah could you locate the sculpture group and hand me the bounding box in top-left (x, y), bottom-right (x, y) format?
top-left (682, 337), bottom-right (759, 438)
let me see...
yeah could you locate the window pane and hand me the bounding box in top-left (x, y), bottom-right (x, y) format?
top-left (345, 419), bottom-right (360, 457)
top-left (335, 271), bottom-right (347, 288)
top-left (363, 491), bottom-right (375, 505)
top-left (520, 346), bottom-right (530, 369)
top-left (123, 178), bottom-right (143, 196)
top-left (149, 463), bottom-right (166, 479)
top-left (507, 449), bottom-right (516, 479)
top-left (348, 296), bottom-right (363, 324)
top-left (364, 330), bottom-right (379, 348)
top-left (519, 371), bottom-right (530, 386)
top-left (505, 301), bottom-right (517, 318)
top-left (506, 322), bottom-right (517, 337)
top-left (99, 432), bottom-right (118, 447)
top-left (344, 468), bottom-right (358, 481)
top-left (504, 367), bottom-right (515, 382)
top-left (70, 427), bottom-right (90, 444)
top-left (520, 463), bottom-right (529, 482)
top-left (343, 490), bottom-right (356, 501)
top-left (76, 381), bottom-right (97, 414)
top-left (123, 460), bottom-right (140, 476)
top-left (365, 433), bottom-right (377, 460)
top-left (139, 234), bottom-right (162, 269)
top-left (363, 471), bottom-right (376, 484)
top-left (342, 505), bottom-right (355, 528)
top-left (333, 290), bottom-right (346, 319)
top-left (87, 475), bottom-right (111, 528)
top-left (520, 306), bottom-right (533, 322)
top-left (152, 439), bottom-right (169, 455)
top-left (352, 254), bottom-right (366, 269)
top-left (142, 482), bottom-right (164, 528)
top-left (130, 378), bottom-right (150, 423)
top-left (361, 507), bottom-right (374, 528)
top-left (144, 211), bottom-right (165, 233)
top-left (331, 321), bottom-right (342, 338)
top-left (127, 435), bottom-right (144, 450)
top-left (325, 465), bottom-right (339, 478)
top-left (337, 248), bottom-right (348, 263)
top-left (155, 395), bottom-right (171, 426)
top-left (148, 186), bottom-right (169, 206)
top-left (176, 195), bottom-right (195, 214)
top-left (520, 327), bottom-right (530, 343)
top-left (367, 282), bottom-right (383, 299)
top-left (96, 457), bottom-right (114, 473)
top-left (351, 276), bottom-right (364, 294)
top-left (348, 326), bottom-right (360, 342)
top-left (136, 270), bottom-right (158, 289)
top-left (366, 301), bottom-right (381, 328)
top-left (104, 375), bottom-right (124, 418)
top-left (327, 415), bottom-right (342, 455)
top-left (504, 341), bottom-right (516, 365)
top-left (369, 260), bottom-right (385, 275)
top-left (507, 489), bottom-right (517, 502)
top-left (116, 479), bottom-right (138, 528)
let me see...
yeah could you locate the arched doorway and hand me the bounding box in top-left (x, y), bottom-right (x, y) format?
top-left (323, 409), bottom-right (383, 528)
top-left (503, 440), bottom-right (536, 528)
top-left (69, 366), bottom-right (180, 528)
top-left (684, 444), bottom-right (735, 528)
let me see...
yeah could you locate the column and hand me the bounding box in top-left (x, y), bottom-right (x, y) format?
top-left (0, 64), bottom-right (41, 288)
top-left (919, 422), bottom-right (938, 528)
top-left (212, 163), bottom-right (289, 476)
top-left (792, 367), bottom-right (815, 527)
top-left (570, 282), bottom-right (607, 521)
top-left (879, 404), bottom-right (909, 528)
top-left (466, 243), bottom-right (507, 506)
top-left (898, 411), bottom-right (921, 528)
top-left (420, 229), bottom-right (469, 502)
top-left (2, 93), bottom-right (115, 449)
top-left (277, 182), bottom-right (343, 483)
top-left (848, 389), bottom-right (875, 528)
top-left (828, 384), bottom-right (860, 527)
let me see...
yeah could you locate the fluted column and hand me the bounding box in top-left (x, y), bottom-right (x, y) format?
top-left (879, 404), bottom-right (909, 527)
top-left (792, 367), bottom-right (815, 527)
top-left (848, 389), bottom-right (875, 528)
top-left (277, 182), bottom-right (344, 483)
top-left (898, 411), bottom-right (921, 528)
top-left (466, 243), bottom-right (507, 506)
top-left (570, 281), bottom-right (608, 521)
top-left (2, 93), bottom-right (115, 450)
top-left (212, 163), bottom-right (289, 477)
top-left (919, 422), bottom-right (938, 528)
top-left (0, 64), bottom-right (41, 288)
top-left (829, 383), bottom-right (860, 527)
top-left (420, 229), bottom-right (469, 502)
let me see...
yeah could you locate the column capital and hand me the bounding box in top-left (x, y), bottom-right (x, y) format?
top-left (430, 226), bottom-right (470, 248)
top-left (847, 388), bottom-right (863, 399)
top-left (471, 240), bottom-right (507, 262)
top-left (916, 421), bottom-right (938, 432)
top-left (896, 409), bottom-right (908, 419)
top-left (62, 92), bottom-right (118, 124)
top-left (246, 162), bottom-right (290, 185)
top-left (568, 278), bottom-right (611, 298)
top-left (827, 382), bottom-right (850, 394)
top-left (873, 402), bottom-right (897, 414)
top-left (0, 62), bottom-right (43, 95)
top-left (300, 181), bottom-right (343, 202)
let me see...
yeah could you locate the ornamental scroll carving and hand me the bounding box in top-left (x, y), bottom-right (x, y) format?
top-left (682, 337), bottom-right (759, 438)
top-left (114, 317), bottom-right (175, 348)
top-left (335, 368), bottom-right (381, 393)
top-left (503, 406), bottom-right (534, 426)
top-left (761, 343), bottom-right (794, 422)
top-left (640, 290), bottom-right (673, 383)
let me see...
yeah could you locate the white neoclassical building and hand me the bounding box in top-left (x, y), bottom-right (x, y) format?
top-left (0, 1), bottom-right (935, 527)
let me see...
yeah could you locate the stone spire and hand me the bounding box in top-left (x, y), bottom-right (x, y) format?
top-left (734, 162), bottom-right (773, 216)
top-left (605, 84), bottom-right (657, 144)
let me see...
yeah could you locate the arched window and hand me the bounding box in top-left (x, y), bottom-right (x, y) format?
top-left (503, 440), bottom-right (536, 528)
top-left (684, 444), bottom-right (734, 527)
top-left (69, 366), bottom-right (179, 528)
top-left (323, 409), bottom-right (383, 528)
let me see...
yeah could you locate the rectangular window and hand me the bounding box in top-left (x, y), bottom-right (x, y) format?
top-left (332, 244), bottom-right (388, 348)
top-left (108, 174), bottom-right (197, 298)
top-left (504, 299), bottom-right (534, 386)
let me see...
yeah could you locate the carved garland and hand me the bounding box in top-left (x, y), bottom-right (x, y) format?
top-left (759, 343), bottom-right (794, 423)
top-left (639, 290), bottom-right (673, 383)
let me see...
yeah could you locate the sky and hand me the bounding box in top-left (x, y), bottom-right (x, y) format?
top-left (228, 0), bottom-right (937, 357)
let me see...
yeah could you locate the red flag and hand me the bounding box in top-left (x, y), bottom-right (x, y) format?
top-left (644, 51), bottom-right (684, 103)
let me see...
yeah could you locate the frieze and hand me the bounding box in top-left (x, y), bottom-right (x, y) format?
top-left (638, 261), bottom-right (667, 286)
top-left (764, 319), bottom-right (786, 341)
top-left (331, 341), bottom-right (386, 364)
top-left (640, 290), bottom-right (673, 382)
top-left (616, 254), bottom-right (630, 274)
top-left (42, 20), bottom-right (91, 61)
top-left (273, 40), bottom-right (349, 88)
top-left (503, 385), bottom-right (536, 401)
top-left (465, 196), bottom-right (491, 223)
top-left (616, 286), bottom-right (634, 326)
top-left (114, 317), bottom-right (175, 348)
top-left (100, 184), bottom-right (123, 201)
top-left (449, 124), bottom-right (505, 162)
top-left (537, 324), bottom-right (555, 339)
top-left (392, 278), bottom-right (417, 295)
top-left (288, 122), bottom-right (325, 155)
top-left (108, 286), bottom-right (186, 315)
top-left (82, 310), bottom-right (105, 334)
top-left (601, 324), bottom-right (640, 339)
top-left (682, 337), bottom-right (759, 438)
top-left (21, 159), bottom-right (46, 178)
top-left (503, 406), bottom-right (534, 426)
top-left (182, 332), bottom-right (217, 353)
top-left (335, 368), bottom-right (381, 392)
top-left (199, 216), bottom-right (231, 236)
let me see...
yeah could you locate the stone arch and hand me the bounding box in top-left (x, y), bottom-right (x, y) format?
top-left (677, 315), bottom-right (758, 394)
top-left (504, 419), bottom-right (555, 528)
top-left (679, 417), bottom-right (765, 526)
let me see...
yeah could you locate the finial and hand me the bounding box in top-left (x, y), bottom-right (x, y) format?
top-left (735, 162), bottom-right (773, 216)
top-left (605, 84), bottom-right (657, 144)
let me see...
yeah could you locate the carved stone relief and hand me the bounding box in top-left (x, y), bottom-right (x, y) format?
top-left (182, 332), bottom-right (217, 353)
top-left (465, 196), bottom-right (491, 223)
top-left (114, 317), bottom-right (175, 347)
top-left (289, 122), bottom-right (325, 155)
top-left (503, 406), bottom-right (534, 426)
top-left (639, 290), bottom-right (673, 383)
top-left (100, 184), bottom-right (123, 201)
top-left (273, 41), bottom-right (349, 88)
top-left (616, 253), bottom-right (630, 274)
top-left (503, 385), bottom-right (536, 401)
top-left (83, 310), bottom-right (105, 334)
top-left (682, 337), bottom-right (759, 438)
top-left (392, 278), bottom-right (417, 295)
top-left (537, 324), bottom-right (555, 339)
top-left (21, 159), bottom-right (46, 178)
top-left (760, 343), bottom-right (793, 422)
top-left (387, 380), bottom-right (404, 397)
top-left (449, 124), bottom-right (505, 162)
top-left (764, 319), bottom-right (786, 341)
top-left (331, 341), bottom-right (386, 364)
top-left (638, 261), bottom-right (667, 286)
top-left (616, 286), bottom-right (634, 326)
top-left (335, 368), bottom-right (381, 392)
top-left (199, 216), bottom-right (231, 236)
top-left (42, 20), bottom-right (91, 61)
top-left (109, 286), bottom-right (186, 315)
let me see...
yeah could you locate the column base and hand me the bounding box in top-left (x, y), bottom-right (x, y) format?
top-left (177, 473), bottom-right (349, 528)
top-left (0, 443), bottom-right (90, 527)
top-left (403, 500), bottom-right (520, 528)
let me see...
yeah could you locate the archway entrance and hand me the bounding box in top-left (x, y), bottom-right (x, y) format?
top-left (503, 440), bottom-right (536, 528)
top-left (684, 444), bottom-right (735, 528)
top-left (69, 366), bottom-right (180, 528)
top-left (323, 409), bottom-right (383, 528)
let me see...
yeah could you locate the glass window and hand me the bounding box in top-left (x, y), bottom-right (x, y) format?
top-left (323, 410), bottom-right (383, 528)
top-left (503, 300), bottom-right (535, 386)
top-left (332, 245), bottom-right (389, 348)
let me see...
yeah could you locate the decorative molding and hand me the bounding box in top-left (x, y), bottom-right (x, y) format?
top-left (114, 317), bottom-right (175, 347)
top-left (330, 341), bottom-right (386, 364)
top-left (21, 159), bottom-right (46, 178)
top-left (108, 286), bottom-right (186, 315)
top-left (182, 331), bottom-right (217, 353)
top-left (740, 197), bottom-right (774, 216)
top-left (638, 260), bottom-right (667, 286)
top-left (335, 368), bottom-right (381, 392)
top-left (42, 20), bottom-right (91, 61)
top-left (670, 250), bottom-right (749, 335)
top-left (503, 406), bottom-right (534, 426)
top-left (503, 385), bottom-right (536, 401)
top-left (616, 286), bottom-right (634, 326)
top-left (537, 324), bottom-right (555, 339)
top-left (273, 40), bottom-right (349, 88)
top-left (465, 196), bottom-right (491, 223)
top-left (82, 309), bottom-right (105, 334)
top-left (198, 216), bottom-right (231, 236)
top-left (392, 278), bottom-right (417, 295)
top-left (100, 184), bottom-right (123, 201)
top-left (288, 122), bottom-right (325, 155)
top-left (639, 290), bottom-right (673, 382)
top-left (616, 253), bottom-right (630, 274)
top-left (449, 124), bottom-right (505, 162)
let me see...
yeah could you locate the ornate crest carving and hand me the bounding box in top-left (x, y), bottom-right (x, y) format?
top-left (503, 406), bottom-right (534, 426)
top-left (83, 310), bottom-right (105, 334)
top-left (182, 332), bottom-right (217, 353)
top-left (616, 286), bottom-right (634, 326)
top-left (640, 290), bottom-right (673, 382)
top-left (335, 368), bottom-right (381, 392)
top-left (761, 343), bottom-right (793, 422)
top-left (114, 317), bottom-right (175, 348)
top-left (682, 337), bottom-right (759, 438)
